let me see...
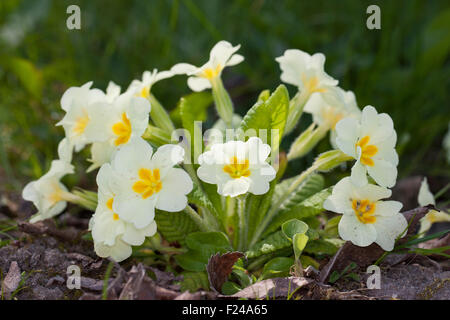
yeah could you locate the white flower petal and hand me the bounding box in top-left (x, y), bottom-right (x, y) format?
top-left (226, 54), bottom-right (244, 67)
top-left (350, 161), bottom-right (368, 187)
top-left (156, 168), bottom-right (192, 212)
top-left (418, 177), bottom-right (436, 206)
top-left (220, 178), bottom-right (250, 197)
top-left (187, 76), bottom-right (212, 92)
top-left (338, 214), bottom-right (377, 247)
top-left (111, 138), bottom-right (153, 178)
top-left (210, 41), bottom-right (241, 67)
top-left (151, 144), bottom-right (185, 170)
top-left (373, 214), bottom-right (407, 251)
top-left (355, 183), bottom-right (392, 202)
top-left (94, 238), bottom-right (132, 262)
top-left (367, 159), bottom-right (397, 188)
top-left (374, 200), bottom-right (403, 217)
top-left (113, 194), bottom-right (156, 229)
top-left (170, 63), bottom-right (198, 75)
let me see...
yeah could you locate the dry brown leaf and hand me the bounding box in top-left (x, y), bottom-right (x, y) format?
top-left (206, 251), bottom-right (244, 293)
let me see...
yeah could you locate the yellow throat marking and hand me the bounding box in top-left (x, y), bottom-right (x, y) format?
top-left (223, 156), bottom-right (251, 179)
top-left (132, 168), bottom-right (163, 199)
top-left (355, 136), bottom-right (378, 166)
top-left (352, 199), bottom-right (376, 224)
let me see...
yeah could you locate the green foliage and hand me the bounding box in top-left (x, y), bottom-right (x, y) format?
top-left (293, 233), bottom-right (309, 261)
top-left (273, 174), bottom-right (324, 210)
top-left (246, 231), bottom-right (291, 259)
top-left (175, 231), bottom-right (232, 272)
top-left (260, 257), bottom-right (294, 280)
top-left (239, 85), bottom-right (289, 152)
top-left (154, 210), bottom-right (199, 245)
top-left (329, 262), bottom-right (359, 284)
top-left (180, 271), bottom-right (210, 292)
top-left (179, 92), bottom-right (213, 162)
top-left (264, 186), bottom-right (332, 236)
top-left (281, 219), bottom-right (308, 240)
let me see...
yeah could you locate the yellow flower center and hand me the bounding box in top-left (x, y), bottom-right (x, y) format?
top-left (322, 107), bottom-right (344, 129)
top-left (223, 156), bottom-right (251, 179)
top-left (352, 199), bottom-right (376, 224)
top-left (48, 190), bottom-right (63, 204)
top-left (355, 136), bottom-right (378, 166)
top-left (201, 64), bottom-right (222, 80)
top-left (302, 75), bottom-right (327, 94)
top-left (139, 86), bottom-right (150, 99)
top-left (112, 113), bottom-right (132, 146)
top-left (106, 198), bottom-right (119, 220)
top-left (132, 168), bottom-right (163, 199)
top-left (73, 110), bottom-right (89, 136)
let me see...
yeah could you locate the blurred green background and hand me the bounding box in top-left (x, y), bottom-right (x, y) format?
top-left (0, 0), bottom-right (449, 191)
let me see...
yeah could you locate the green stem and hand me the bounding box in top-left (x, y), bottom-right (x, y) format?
top-left (211, 76), bottom-right (234, 127)
top-left (237, 195), bottom-right (247, 251)
top-left (248, 165), bottom-right (317, 248)
top-left (148, 93), bottom-right (175, 133)
top-left (184, 205), bottom-right (214, 232)
top-left (142, 124), bottom-right (172, 146)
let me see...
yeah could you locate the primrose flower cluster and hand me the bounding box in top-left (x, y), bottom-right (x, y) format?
top-left (23, 40), bottom-right (412, 263)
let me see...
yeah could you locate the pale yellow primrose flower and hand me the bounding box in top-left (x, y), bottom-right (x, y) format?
top-left (104, 81), bottom-right (121, 103)
top-left (22, 138), bottom-right (75, 223)
top-left (57, 82), bottom-right (108, 152)
top-left (86, 92), bottom-right (151, 172)
top-left (108, 138), bottom-right (193, 229)
top-left (417, 177), bottom-right (450, 234)
top-left (276, 49), bottom-right (338, 95)
top-left (171, 40), bottom-right (244, 92)
top-left (126, 69), bottom-right (180, 99)
top-left (90, 163), bottom-right (157, 262)
top-left (93, 238), bottom-right (132, 262)
top-left (197, 137), bottom-right (276, 197)
top-left (324, 177), bottom-right (407, 251)
top-left (335, 106), bottom-right (398, 188)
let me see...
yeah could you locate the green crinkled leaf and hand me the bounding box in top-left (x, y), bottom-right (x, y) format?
top-left (176, 250), bottom-right (210, 272)
top-left (260, 257), bottom-right (294, 280)
top-left (263, 187), bottom-right (332, 236)
top-left (304, 239), bottom-right (339, 256)
top-left (221, 281), bottom-right (241, 295)
top-left (175, 231), bottom-right (232, 272)
top-left (246, 231), bottom-right (291, 258)
top-left (179, 92), bottom-right (213, 162)
top-left (180, 271), bottom-right (210, 292)
top-left (239, 85), bottom-right (289, 151)
top-left (188, 182), bottom-right (217, 215)
top-left (246, 179), bottom-right (277, 244)
top-left (274, 174), bottom-right (324, 213)
top-left (154, 210), bottom-right (199, 245)
top-left (185, 231), bottom-right (232, 252)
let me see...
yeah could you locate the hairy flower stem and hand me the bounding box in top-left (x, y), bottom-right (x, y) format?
top-left (66, 189), bottom-right (98, 211)
top-left (211, 76), bottom-right (234, 128)
top-left (184, 205), bottom-right (215, 232)
top-left (148, 93), bottom-right (175, 133)
top-left (237, 195), bottom-right (247, 251)
top-left (249, 165), bottom-right (317, 248)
